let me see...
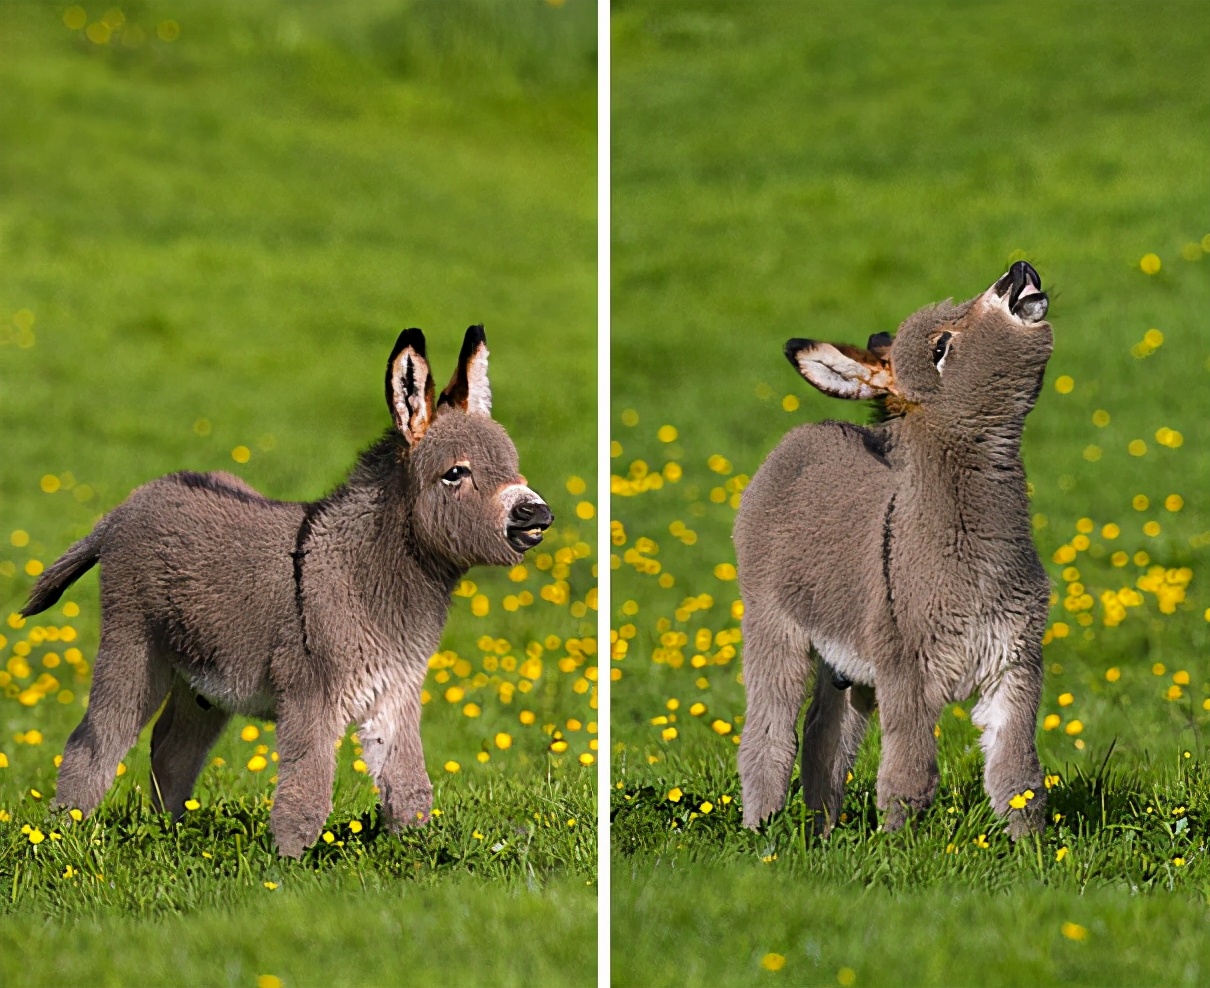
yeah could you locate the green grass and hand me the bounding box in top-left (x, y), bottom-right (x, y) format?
top-left (3, 876), bottom-right (595, 987)
top-left (611, 1), bottom-right (1210, 984)
top-left (614, 871), bottom-right (1210, 987)
top-left (0, 2), bottom-right (596, 985)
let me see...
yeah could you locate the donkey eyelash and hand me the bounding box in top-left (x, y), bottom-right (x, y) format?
top-left (932, 332), bottom-right (954, 373)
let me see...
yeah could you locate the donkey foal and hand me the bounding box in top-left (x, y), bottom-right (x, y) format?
top-left (736, 262), bottom-right (1053, 839)
top-left (24, 325), bottom-right (552, 857)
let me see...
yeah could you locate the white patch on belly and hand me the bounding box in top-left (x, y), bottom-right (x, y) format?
top-left (814, 636), bottom-right (875, 687)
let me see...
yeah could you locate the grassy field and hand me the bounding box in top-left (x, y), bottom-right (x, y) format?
top-left (611, 1), bottom-right (1210, 984)
top-left (0, 2), bottom-right (596, 985)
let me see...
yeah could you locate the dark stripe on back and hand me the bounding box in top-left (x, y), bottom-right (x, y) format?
top-left (170, 471), bottom-right (270, 506)
top-left (834, 420), bottom-right (891, 466)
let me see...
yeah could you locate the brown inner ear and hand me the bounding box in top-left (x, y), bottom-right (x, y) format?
top-left (833, 343), bottom-right (895, 393)
top-left (437, 360), bottom-right (469, 411)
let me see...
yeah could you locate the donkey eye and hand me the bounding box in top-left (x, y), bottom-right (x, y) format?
top-left (442, 465), bottom-right (471, 486)
top-left (932, 332), bottom-right (953, 372)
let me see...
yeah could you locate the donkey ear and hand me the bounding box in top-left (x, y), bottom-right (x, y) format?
top-left (866, 332), bottom-right (894, 359)
top-left (437, 324), bottom-right (491, 416)
top-left (784, 338), bottom-right (895, 401)
top-left (385, 328), bottom-right (435, 446)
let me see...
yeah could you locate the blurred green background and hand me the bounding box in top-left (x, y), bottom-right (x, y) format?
top-left (0, 2), bottom-right (597, 986)
top-left (610, 2), bottom-right (1210, 985)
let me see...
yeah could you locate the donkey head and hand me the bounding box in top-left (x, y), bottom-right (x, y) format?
top-left (386, 325), bottom-right (553, 568)
top-left (785, 261), bottom-right (1054, 423)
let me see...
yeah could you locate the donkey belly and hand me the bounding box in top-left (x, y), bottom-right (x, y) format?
top-left (813, 635), bottom-right (876, 688)
top-left (183, 663), bottom-right (278, 720)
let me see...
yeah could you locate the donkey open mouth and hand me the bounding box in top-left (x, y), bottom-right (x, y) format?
top-left (506, 499), bottom-right (554, 552)
top-left (993, 260), bottom-right (1049, 323)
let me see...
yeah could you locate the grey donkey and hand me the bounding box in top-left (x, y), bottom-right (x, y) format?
top-left (735, 261), bottom-right (1053, 839)
top-left (22, 325), bottom-right (553, 857)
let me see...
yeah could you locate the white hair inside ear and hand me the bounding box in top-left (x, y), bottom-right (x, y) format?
top-left (465, 344), bottom-right (491, 415)
top-left (786, 340), bottom-right (894, 401)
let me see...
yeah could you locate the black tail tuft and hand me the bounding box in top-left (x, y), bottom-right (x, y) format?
top-left (21, 533), bottom-right (102, 617)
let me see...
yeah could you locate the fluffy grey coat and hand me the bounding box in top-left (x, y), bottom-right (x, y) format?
top-left (23, 326), bottom-right (552, 857)
top-left (735, 262), bottom-right (1053, 839)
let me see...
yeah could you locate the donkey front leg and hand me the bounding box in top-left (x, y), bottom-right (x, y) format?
top-left (973, 650), bottom-right (1046, 839)
top-left (799, 669), bottom-right (874, 837)
top-left (271, 694), bottom-right (342, 858)
top-left (875, 663), bottom-right (943, 831)
top-left (360, 673), bottom-right (432, 829)
top-left (738, 612), bottom-right (812, 829)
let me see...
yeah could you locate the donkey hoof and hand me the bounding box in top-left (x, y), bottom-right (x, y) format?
top-left (384, 785), bottom-right (433, 831)
top-left (880, 798), bottom-right (926, 833)
top-left (1005, 803), bottom-right (1047, 841)
top-left (273, 834), bottom-right (309, 860)
top-left (270, 809), bottom-right (327, 858)
top-left (804, 809), bottom-right (836, 839)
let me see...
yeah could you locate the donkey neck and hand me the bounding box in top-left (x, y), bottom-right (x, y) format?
top-left (306, 438), bottom-right (464, 644)
top-left (892, 410), bottom-right (1027, 476)
top-left (888, 413), bottom-right (1033, 532)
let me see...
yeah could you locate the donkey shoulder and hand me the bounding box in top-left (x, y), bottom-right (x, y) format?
top-left (763, 418), bottom-right (892, 482)
top-left (737, 419), bottom-right (893, 551)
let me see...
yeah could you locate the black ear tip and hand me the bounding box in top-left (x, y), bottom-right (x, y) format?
top-left (390, 327), bottom-right (427, 362)
top-left (458, 323), bottom-right (487, 362)
top-left (784, 338), bottom-right (815, 363)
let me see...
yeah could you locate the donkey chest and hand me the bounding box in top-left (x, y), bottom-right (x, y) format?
top-left (334, 620), bottom-right (434, 722)
top-left (341, 652), bottom-right (416, 722)
top-left (929, 613), bottom-right (1028, 701)
top-left (883, 555), bottom-right (1036, 693)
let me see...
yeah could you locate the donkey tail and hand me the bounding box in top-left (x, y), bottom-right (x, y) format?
top-left (21, 527), bottom-right (107, 617)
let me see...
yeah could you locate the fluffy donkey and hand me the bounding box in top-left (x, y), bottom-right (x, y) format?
top-left (23, 325), bottom-right (553, 857)
top-left (735, 261), bottom-right (1053, 838)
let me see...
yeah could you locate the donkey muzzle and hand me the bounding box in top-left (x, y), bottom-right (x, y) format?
top-left (506, 499), bottom-right (553, 552)
top-left (993, 260), bottom-right (1049, 323)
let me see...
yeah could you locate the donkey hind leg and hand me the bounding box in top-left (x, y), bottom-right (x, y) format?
top-left (738, 613), bottom-right (812, 829)
top-left (973, 655), bottom-right (1046, 840)
top-left (54, 629), bottom-right (173, 817)
top-left (799, 666), bottom-right (874, 837)
top-left (149, 677), bottom-right (232, 818)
